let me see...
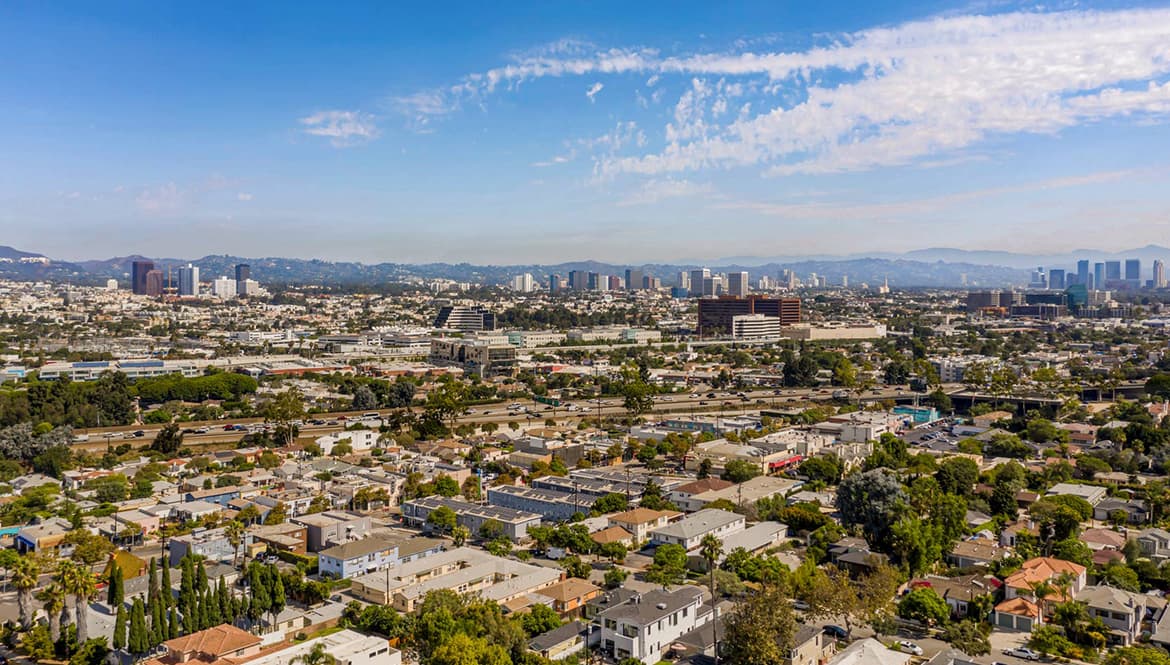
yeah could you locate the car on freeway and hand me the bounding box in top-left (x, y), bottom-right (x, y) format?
top-left (895, 641), bottom-right (923, 656)
top-left (1002, 647), bottom-right (1040, 661)
top-left (699, 401), bottom-right (708, 405)
top-left (661, 396), bottom-right (672, 401)
top-left (132, 430), bottom-right (145, 437)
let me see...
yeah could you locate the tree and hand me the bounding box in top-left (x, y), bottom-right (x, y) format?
top-left (294, 642), bottom-right (336, 665)
top-left (799, 455), bottom-right (842, 484)
top-left (70, 638), bottom-right (110, 665)
top-left (13, 555), bottom-right (40, 629)
top-left (722, 459), bottom-right (761, 483)
top-left (264, 388), bottom-right (306, 446)
top-left (836, 469), bottom-right (907, 551)
top-left (37, 582), bottom-right (67, 644)
top-left (604, 566), bottom-right (628, 589)
top-left (592, 492), bottom-right (629, 514)
top-left (351, 386), bottom-right (378, 411)
top-left (151, 422), bottom-right (184, 454)
top-left (112, 605), bottom-right (127, 650)
top-left (700, 534), bottom-right (724, 665)
top-left (935, 457), bottom-right (979, 496)
top-left (559, 555), bottom-right (591, 579)
top-left (427, 506), bottom-right (457, 535)
top-left (1104, 646), bottom-right (1170, 665)
top-left (941, 620), bottom-right (991, 656)
top-left (451, 525), bottom-right (470, 547)
top-left (599, 541), bottom-right (628, 564)
top-left (433, 475), bottom-right (459, 497)
top-left (897, 588), bottom-right (950, 627)
top-left (645, 544), bottom-right (688, 587)
top-left (721, 585), bottom-right (797, 665)
top-left (618, 366), bottom-right (655, 418)
top-left (520, 603), bottom-right (562, 637)
top-left (107, 564), bottom-right (124, 607)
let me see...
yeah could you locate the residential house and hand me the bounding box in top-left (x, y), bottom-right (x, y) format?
top-left (668, 478), bottom-right (734, 511)
top-left (146, 624), bottom-right (262, 665)
top-left (1003, 557), bottom-right (1087, 609)
top-left (827, 638), bottom-right (910, 665)
top-left (1133, 528), bottom-right (1170, 561)
top-left (1076, 585), bottom-right (1151, 646)
top-left (292, 510), bottom-right (372, 552)
top-left (238, 629), bottom-right (400, 665)
top-left (648, 509), bottom-right (744, 551)
top-left (15, 517), bottom-right (73, 553)
top-left (590, 526), bottom-right (634, 549)
top-left (184, 486), bottom-right (243, 507)
top-left (1045, 482), bottom-right (1108, 506)
top-left (593, 586), bottom-right (711, 664)
top-left (911, 575), bottom-right (1000, 619)
top-left (535, 578), bottom-right (603, 619)
top-left (948, 538), bottom-right (1012, 569)
top-left (787, 624), bottom-right (837, 665)
top-left (608, 508), bottom-right (681, 544)
top-left (1093, 497), bottom-right (1149, 524)
top-left (318, 537), bottom-right (400, 579)
top-left (528, 621), bottom-right (587, 662)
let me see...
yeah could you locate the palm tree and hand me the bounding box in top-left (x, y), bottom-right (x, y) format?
top-left (294, 643), bottom-right (336, 665)
top-left (12, 555), bottom-right (40, 630)
top-left (224, 520), bottom-right (245, 567)
top-left (1028, 580), bottom-right (1055, 625)
top-left (699, 534), bottom-right (723, 665)
top-left (59, 561), bottom-right (97, 644)
top-left (37, 582), bottom-right (67, 643)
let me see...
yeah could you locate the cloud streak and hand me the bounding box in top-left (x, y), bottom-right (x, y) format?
top-left (395, 8), bottom-right (1170, 178)
top-left (300, 110), bottom-right (380, 147)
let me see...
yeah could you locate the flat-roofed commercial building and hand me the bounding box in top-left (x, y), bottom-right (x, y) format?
top-left (402, 496), bottom-right (541, 542)
top-left (697, 296), bottom-right (800, 338)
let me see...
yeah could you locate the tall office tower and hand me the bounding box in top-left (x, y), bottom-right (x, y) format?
top-left (677, 271), bottom-right (690, 291)
top-left (1048, 269), bottom-right (1065, 290)
top-left (1076, 260), bottom-right (1090, 286)
top-left (644, 276), bottom-right (660, 290)
top-left (689, 268), bottom-right (710, 297)
top-left (1029, 267), bottom-right (1047, 289)
top-left (177, 264), bottom-right (200, 296)
top-left (1155, 260), bottom-right (1166, 289)
top-left (701, 276), bottom-right (724, 297)
top-left (568, 270), bottom-right (588, 291)
top-left (587, 272), bottom-right (603, 290)
top-left (234, 264), bottom-right (251, 296)
top-left (131, 260), bottom-right (155, 295)
top-left (1105, 260), bottom-right (1122, 282)
top-left (608, 275), bottom-right (623, 290)
top-left (726, 271), bottom-right (749, 297)
top-left (1094, 263), bottom-right (1105, 290)
top-left (510, 274), bottom-right (535, 292)
top-left (757, 276), bottom-right (772, 290)
top-left (1125, 259), bottom-right (1141, 285)
top-left (842, 275), bottom-right (849, 288)
top-left (144, 269), bottom-right (164, 297)
top-left (625, 269), bottom-right (644, 291)
top-left (786, 271), bottom-right (797, 289)
top-left (548, 274), bottom-right (561, 293)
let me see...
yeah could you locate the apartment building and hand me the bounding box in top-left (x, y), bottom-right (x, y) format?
top-left (487, 484), bottom-right (584, 522)
top-left (594, 587), bottom-right (711, 664)
top-left (402, 495), bottom-right (542, 542)
top-left (649, 509), bottom-right (745, 551)
top-left (292, 511), bottom-right (372, 552)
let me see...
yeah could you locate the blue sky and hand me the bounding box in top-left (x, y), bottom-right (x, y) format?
top-left (2, 1), bottom-right (1170, 264)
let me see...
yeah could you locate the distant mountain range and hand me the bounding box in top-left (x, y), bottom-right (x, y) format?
top-left (4, 243), bottom-right (1170, 288)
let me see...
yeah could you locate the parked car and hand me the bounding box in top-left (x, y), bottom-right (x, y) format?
top-left (1002, 647), bottom-right (1040, 661)
top-left (823, 625), bottom-right (848, 640)
top-left (895, 641), bottom-right (923, 656)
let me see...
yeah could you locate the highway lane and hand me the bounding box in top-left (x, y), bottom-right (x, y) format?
top-left (70, 385), bottom-right (932, 453)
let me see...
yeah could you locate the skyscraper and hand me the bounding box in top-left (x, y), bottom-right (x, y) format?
top-left (235, 264), bottom-right (251, 296)
top-left (1094, 262), bottom-right (1105, 290)
top-left (1155, 260), bottom-right (1166, 289)
top-left (1076, 259), bottom-right (1090, 286)
top-left (131, 260), bottom-right (155, 295)
top-left (548, 274), bottom-right (561, 293)
top-left (144, 269), bottom-right (164, 297)
top-left (568, 270), bottom-right (588, 290)
top-left (1048, 269), bottom-right (1065, 290)
top-left (726, 271), bottom-right (749, 297)
top-left (1105, 260), bottom-right (1121, 281)
top-left (1125, 258), bottom-right (1141, 284)
top-left (177, 264), bottom-right (200, 296)
top-left (689, 268), bottom-right (710, 297)
top-left (677, 271), bottom-right (690, 291)
top-left (625, 269), bottom-right (644, 291)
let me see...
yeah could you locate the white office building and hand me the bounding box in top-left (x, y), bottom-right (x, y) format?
top-left (731, 314), bottom-right (781, 341)
top-left (727, 271), bottom-right (749, 297)
top-left (212, 277), bottom-right (237, 299)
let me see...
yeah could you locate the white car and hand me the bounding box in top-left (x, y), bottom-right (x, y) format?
top-left (1002, 647), bottom-right (1040, 661)
top-left (895, 641), bottom-right (923, 656)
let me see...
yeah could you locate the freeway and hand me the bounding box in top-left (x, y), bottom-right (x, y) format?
top-left (72, 385), bottom-right (932, 452)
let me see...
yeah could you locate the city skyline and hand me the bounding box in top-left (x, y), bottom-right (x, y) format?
top-left (2, 2), bottom-right (1170, 262)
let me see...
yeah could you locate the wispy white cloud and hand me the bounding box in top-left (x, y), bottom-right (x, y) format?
top-left (135, 182), bottom-right (183, 213)
top-left (585, 82), bottom-right (604, 102)
top-left (299, 110), bottom-right (380, 147)
top-left (237, 192), bottom-right (254, 201)
top-left (395, 7), bottom-right (1170, 177)
top-left (618, 178), bottom-right (714, 206)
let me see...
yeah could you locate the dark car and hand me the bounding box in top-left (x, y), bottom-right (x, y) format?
top-left (823, 625), bottom-right (848, 640)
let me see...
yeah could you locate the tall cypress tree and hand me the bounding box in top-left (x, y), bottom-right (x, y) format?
top-left (112, 605), bottom-right (127, 650)
top-left (129, 598), bottom-right (147, 655)
top-left (167, 608), bottom-right (179, 639)
top-left (196, 561), bottom-right (209, 593)
top-left (161, 560), bottom-right (173, 609)
top-left (151, 593), bottom-right (166, 646)
top-left (107, 565), bottom-right (125, 608)
top-left (148, 558), bottom-right (159, 605)
top-left (217, 577), bottom-right (232, 623)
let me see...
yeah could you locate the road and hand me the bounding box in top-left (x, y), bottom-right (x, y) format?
top-left (71, 385), bottom-right (936, 452)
